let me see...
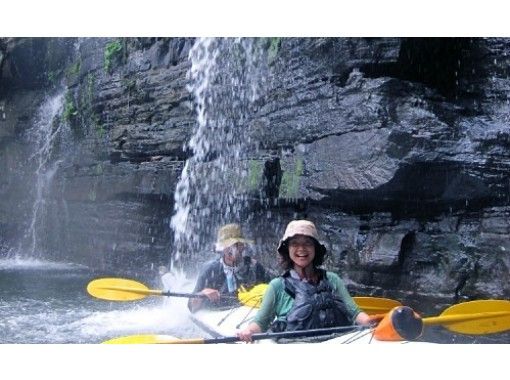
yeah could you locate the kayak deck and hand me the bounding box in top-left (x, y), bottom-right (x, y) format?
top-left (189, 305), bottom-right (429, 344)
top-left (190, 305), bottom-right (258, 338)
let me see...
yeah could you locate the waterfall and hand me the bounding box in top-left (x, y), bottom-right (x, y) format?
top-left (170, 38), bottom-right (268, 267)
top-left (13, 91), bottom-right (69, 259)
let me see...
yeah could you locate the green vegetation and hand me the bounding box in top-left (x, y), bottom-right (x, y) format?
top-left (62, 91), bottom-right (84, 139)
top-left (72, 73), bottom-right (94, 116)
top-left (279, 157), bottom-right (303, 198)
top-left (66, 60), bottom-right (81, 79)
top-left (267, 37), bottom-right (281, 64)
top-left (62, 92), bottom-right (78, 121)
top-left (257, 37), bottom-right (282, 64)
top-left (83, 74), bottom-right (96, 107)
top-left (47, 69), bottom-right (62, 86)
top-left (247, 160), bottom-right (264, 190)
top-left (122, 77), bottom-right (137, 91)
top-left (88, 188), bottom-right (97, 202)
top-left (91, 112), bottom-right (105, 138)
top-left (94, 163), bottom-right (103, 176)
top-left (104, 40), bottom-right (123, 73)
top-left (75, 73), bottom-right (104, 139)
top-left (95, 124), bottom-right (105, 138)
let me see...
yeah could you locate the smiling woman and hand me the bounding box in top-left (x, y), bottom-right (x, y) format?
top-left (288, 236), bottom-right (316, 271)
top-left (237, 220), bottom-right (373, 342)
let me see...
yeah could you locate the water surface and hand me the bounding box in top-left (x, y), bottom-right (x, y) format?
top-left (0, 258), bottom-right (202, 343)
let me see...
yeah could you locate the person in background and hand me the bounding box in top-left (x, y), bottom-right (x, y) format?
top-left (187, 223), bottom-right (270, 313)
top-left (237, 219), bottom-right (372, 342)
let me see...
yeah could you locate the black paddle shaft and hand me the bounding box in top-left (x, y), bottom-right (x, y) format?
top-left (161, 291), bottom-right (237, 300)
top-left (161, 291), bottom-right (206, 298)
top-left (203, 325), bottom-right (366, 344)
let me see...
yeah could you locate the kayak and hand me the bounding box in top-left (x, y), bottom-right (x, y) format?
top-left (88, 277), bottom-right (510, 344)
top-left (189, 305), bottom-right (429, 344)
top-left (190, 304), bottom-right (258, 338)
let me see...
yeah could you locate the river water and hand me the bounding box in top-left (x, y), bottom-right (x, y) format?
top-left (0, 257), bottom-right (203, 344)
top-left (1, 257), bottom-right (506, 380)
top-left (3, 256), bottom-right (509, 344)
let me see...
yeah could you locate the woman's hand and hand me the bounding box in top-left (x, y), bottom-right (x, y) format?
top-left (355, 311), bottom-right (374, 326)
top-left (237, 322), bottom-right (262, 343)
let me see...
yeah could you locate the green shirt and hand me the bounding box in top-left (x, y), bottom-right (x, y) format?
top-left (252, 271), bottom-right (361, 331)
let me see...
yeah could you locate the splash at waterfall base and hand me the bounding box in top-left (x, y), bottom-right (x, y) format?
top-left (0, 259), bottom-right (203, 343)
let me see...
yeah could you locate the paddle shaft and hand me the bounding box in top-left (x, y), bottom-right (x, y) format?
top-left (164, 325), bottom-right (365, 344)
top-left (100, 285), bottom-right (202, 298)
top-left (162, 291), bottom-right (206, 299)
top-left (143, 289), bottom-right (238, 300)
top-left (98, 285), bottom-right (238, 300)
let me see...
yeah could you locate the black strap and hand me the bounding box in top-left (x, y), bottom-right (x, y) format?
top-left (282, 269), bottom-right (328, 299)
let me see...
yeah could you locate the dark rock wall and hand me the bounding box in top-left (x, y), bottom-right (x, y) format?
top-left (0, 38), bottom-right (508, 307)
top-left (246, 38), bottom-right (510, 307)
top-left (59, 38), bottom-right (194, 268)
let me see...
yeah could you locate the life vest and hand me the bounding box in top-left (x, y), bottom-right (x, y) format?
top-left (193, 257), bottom-right (264, 310)
top-left (276, 270), bottom-right (352, 332)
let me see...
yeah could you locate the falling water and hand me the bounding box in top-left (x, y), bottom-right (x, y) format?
top-left (13, 91), bottom-right (68, 258)
top-left (170, 38), bottom-right (269, 267)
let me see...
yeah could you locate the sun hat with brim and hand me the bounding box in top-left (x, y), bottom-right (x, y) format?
top-left (215, 223), bottom-right (254, 251)
top-left (277, 220), bottom-right (327, 255)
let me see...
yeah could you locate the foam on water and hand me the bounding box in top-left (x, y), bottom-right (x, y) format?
top-left (76, 269), bottom-right (200, 341)
top-left (0, 257), bottom-right (88, 271)
top-left (0, 264), bottom-right (203, 343)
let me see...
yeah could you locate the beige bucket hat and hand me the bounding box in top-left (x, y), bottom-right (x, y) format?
top-left (215, 223), bottom-right (254, 251)
top-left (277, 220), bottom-right (326, 255)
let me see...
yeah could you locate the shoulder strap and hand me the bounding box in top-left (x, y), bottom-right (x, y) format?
top-left (281, 271), bottom-right (296, 298)
top-left (316, 269), bottom-right (335, 292)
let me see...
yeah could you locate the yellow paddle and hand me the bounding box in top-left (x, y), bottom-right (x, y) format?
top-left (423, 299), bottom-right (510, 335)
top-left (102, 299), bottom-right (510, 344)
top-left (352, 296), bottom-right (402, 315)
top-left (86, 278), bottom-right (219, 301)
top-left (87, 278), bottom-right (401, 313)
top-left (87, 277), bottom-right (262, 304)
top-left (104, 334), bottom-right (182, 344)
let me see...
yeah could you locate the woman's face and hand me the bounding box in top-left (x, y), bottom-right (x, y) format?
top-left (288, 235), bottom-right (315, 269)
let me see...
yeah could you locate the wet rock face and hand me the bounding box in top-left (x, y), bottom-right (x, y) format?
top-left (256, 39), bottom-right (508, 212)
top-left (0, 38), bottom-right (195, 268)
top-left (248, 37), bottom-right (510, 302)
top-left (0, 38), bottom-right (76, 90)
top-left (0, 38), bottom-right (509, 303)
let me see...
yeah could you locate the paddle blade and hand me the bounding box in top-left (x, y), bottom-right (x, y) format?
top-left (87, 278), bottom-right (158, 301)
top-left (354, 297), bottom-right (402, 315)
top-left (103, 334), bottom-right (180, 344)
top-left (425, 300), bottom-right (510, 335)
top-left (238, 283), bottom-right (268, 308)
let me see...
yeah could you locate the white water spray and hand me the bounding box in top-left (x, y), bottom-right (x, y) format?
top-left (14, 92), bottom-right (67, 258)
top-left (170, 38), bottom-right (269, 267)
